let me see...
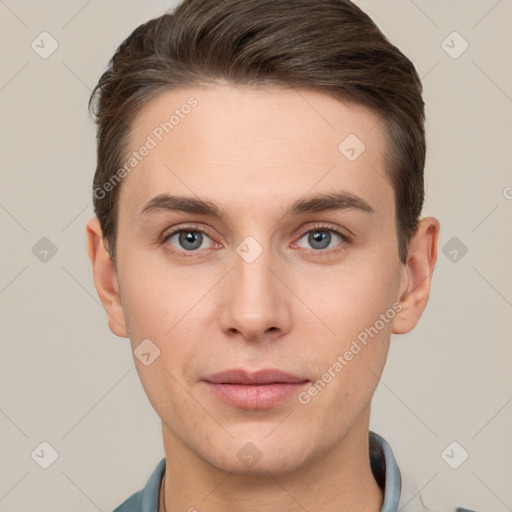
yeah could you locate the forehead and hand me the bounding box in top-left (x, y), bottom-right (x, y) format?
top-left (120, 83), bottom-right (393, 220)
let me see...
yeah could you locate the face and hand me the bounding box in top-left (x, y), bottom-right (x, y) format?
top-left (110, 83), bottom-right (409, 474)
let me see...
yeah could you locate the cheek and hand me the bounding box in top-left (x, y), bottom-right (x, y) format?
top-left (293, 258), bottom-right (397, 404)
top-left (296, 260), bottom-right (399, 342)
top-left (298, 318), bottom-right (391, 435)
top-left (118, 261), bottom-right (215, 386)
top-left (118, 257), bottom-right (198, 340)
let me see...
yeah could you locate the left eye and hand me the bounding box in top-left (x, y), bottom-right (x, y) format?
top-left (166, 230), bottom-right (214, 251)
top-left (295, 229), bottom-right (345, 251)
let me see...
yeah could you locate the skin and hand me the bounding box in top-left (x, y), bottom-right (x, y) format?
top-left (87, 83), bottom-right (439, 512)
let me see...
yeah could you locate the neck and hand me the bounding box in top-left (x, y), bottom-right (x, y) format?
top-left (159, 413), bottom-right (384, 512)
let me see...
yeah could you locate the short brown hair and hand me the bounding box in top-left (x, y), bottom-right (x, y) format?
top-left (89, 0), bottom-right (425, 266)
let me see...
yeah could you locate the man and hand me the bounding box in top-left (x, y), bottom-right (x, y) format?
top-left (86, 1), bottom-right (444, 510)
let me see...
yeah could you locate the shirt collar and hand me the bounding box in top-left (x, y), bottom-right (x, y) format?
top-left (370, 430), bottom-right (402, 511)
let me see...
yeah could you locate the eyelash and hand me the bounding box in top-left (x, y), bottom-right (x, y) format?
top-left (160, 223), bottom-right (352, 258)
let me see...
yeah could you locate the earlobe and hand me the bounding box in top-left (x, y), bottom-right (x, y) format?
top-left (86, 217), bottom-right (129, 338)
top-left (392, 217), bottom-right (440, 335)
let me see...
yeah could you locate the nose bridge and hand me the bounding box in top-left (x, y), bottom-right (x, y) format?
top-left (220, 237), bottom-right (290, 339)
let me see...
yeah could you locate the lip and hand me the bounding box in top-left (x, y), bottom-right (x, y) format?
top-left (204, 369), bottom-right (308, 385)
top-left (202, 369), bottom-right (310, 409)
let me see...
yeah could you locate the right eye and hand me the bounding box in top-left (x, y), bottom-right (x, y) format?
top-left (165, 229), bottom-right (215, 251)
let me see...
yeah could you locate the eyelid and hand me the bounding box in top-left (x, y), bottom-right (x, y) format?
top-left (294, 222), bottom-right (352, 243)
top-left (161, 223), bottom-right (215, 242)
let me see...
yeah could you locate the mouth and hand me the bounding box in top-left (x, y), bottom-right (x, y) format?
top-left (202, 369), bottom-right (310, 409)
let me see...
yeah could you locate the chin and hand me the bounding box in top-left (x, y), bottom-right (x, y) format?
top-left (200, 437), bottom-right (319, 477)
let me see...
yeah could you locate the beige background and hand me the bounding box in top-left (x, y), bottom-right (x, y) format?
top-left (1, 1), bottom-right (511, 511)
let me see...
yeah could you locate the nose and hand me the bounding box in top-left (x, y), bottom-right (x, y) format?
top-left (219, 243), bottom-right (292, 343)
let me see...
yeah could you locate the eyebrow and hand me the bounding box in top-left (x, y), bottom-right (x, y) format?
top-left (139, 191), bottom-right (375, 220)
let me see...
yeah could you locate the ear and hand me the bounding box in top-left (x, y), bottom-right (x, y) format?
top-left (392, 216), bottom-right (440, 335)
top-left (86, 217), bottom-right (128, 338)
